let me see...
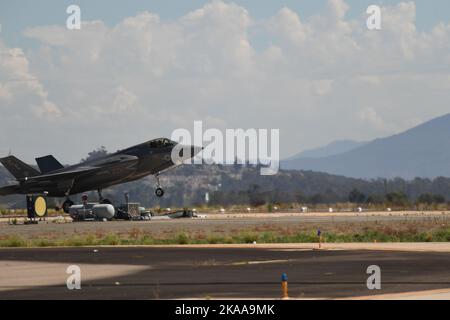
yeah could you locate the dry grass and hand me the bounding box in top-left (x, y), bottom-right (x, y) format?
top-left (0, 219), bottom-right (449, 247)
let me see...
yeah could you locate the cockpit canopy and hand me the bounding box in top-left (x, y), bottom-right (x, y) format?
top-left (148, 138), bottom-right (177, 148)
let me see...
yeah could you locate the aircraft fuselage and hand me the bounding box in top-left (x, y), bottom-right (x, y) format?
top-left (0, 138), bottom-right (194, 198)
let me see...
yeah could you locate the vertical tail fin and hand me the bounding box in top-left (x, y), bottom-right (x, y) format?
top-left (35, 155), bottom-right (64, 173)
top-left (0, 155), bottom-right (40, 179)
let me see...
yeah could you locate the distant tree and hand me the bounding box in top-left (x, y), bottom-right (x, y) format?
top-left (294, 191), bottom-right (306, 203)
top-left (386, 192), bottom-right (409, 206)
top-left (309, 193), bottom-right (325, 204)
top-left (81, 146), bottom-right (108, 163)
top-left (247, 184), bottom-right (266, 207)
top-left (433, 194), bottom-right (446, 204)
top-left (210, 191), bottom-right (225, 206)
top-left (417, 193), bottom-right (434, 205)
top-left (348, 188), bottom-right (367, 203)
top-left (366, 194), bottom-right (385, 204)
top-left (417, 193), bottom-right (446, 205)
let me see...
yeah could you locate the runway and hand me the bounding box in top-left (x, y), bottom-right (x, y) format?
top-left (1, 246), bottom-right (449, 299)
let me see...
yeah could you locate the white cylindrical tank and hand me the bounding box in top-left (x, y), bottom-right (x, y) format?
top-left (69, 204), bottom-right (86, 217)
top-left (92, 204), bottom-right (115, 220)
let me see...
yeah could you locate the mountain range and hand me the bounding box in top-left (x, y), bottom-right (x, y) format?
top-left (287, 140), bottom-right (368, 160)
top-left (282, 113), bottom-right (450, 179)
top-left (1, 113), bottom-right (450, 208)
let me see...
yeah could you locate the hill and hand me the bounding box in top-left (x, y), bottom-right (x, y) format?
top-left (1, 163), bottom-right (450, 208)
top-left (287, 140), bottom-right (368, 160)
top-left (282, 113), bottom-right (450, 179)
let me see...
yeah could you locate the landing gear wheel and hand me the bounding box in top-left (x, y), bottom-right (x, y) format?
top-left (62, 199), bottom-right (74, 214)
top-left (101, 199), bottom-right (112, 205)
top-left (155, 188), bottom-right (164, 198)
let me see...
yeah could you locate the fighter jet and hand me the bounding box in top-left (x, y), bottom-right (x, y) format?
top-left (0, 138), bottom-right (201, 212)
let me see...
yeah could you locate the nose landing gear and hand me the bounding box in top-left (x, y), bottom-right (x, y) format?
top-left (155, 187), bottom-right (164, 197)
top-left (155, 174), bottom-right (164, 198)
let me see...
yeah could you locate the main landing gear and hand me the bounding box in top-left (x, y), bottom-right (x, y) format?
top-left (98, 189), bottom-right (112, 204)
top-left (62, 198), bottom-right (74, 214)
top-left (155, 174), bottom-right (164, 198)
top-left (61, 188), bottom-right (112, 214)
top-left (62, 182), bottom-right (74, 214)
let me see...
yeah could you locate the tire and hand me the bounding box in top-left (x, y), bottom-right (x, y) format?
top-left (62, 199), bottom-right (74, 214)
top-left (155, 188), bottom-right (164, 197)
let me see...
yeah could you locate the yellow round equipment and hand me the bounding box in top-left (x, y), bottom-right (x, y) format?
top-left (34, 196), bottom-right (47, 217)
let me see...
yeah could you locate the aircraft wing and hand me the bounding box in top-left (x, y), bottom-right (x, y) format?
top-left (20, 166), bottom-right (101, 182)
top-left (0, 185), bottom-right (20, 196)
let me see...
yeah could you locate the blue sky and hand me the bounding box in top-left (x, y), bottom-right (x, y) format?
top-left (1, 0), bottom-right (450, 162)
top-left (1, 0), bottom-right (450, 48)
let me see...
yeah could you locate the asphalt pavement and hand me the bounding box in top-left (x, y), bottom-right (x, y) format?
top-left (1, 246), bottom-right (449, 299)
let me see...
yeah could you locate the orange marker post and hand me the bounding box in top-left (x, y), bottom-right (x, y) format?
top-left (281, 273), bottom-right (289, 299)
top-left (317, 229), bottom-right (322, 249)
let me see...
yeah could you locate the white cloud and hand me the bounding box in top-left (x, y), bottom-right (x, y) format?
top-left (111, 86), bottom-right (139, 113)
top-left (267, 7), bottom-right (307, 45)
top-left (0, 83), bottom-right (12, 100)
top-left (0, 41), bottom-right (60, 119)
top-left (357, 107), bottom-right (387, 131)
top-left (0, 0), bottom-right (450, 162)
